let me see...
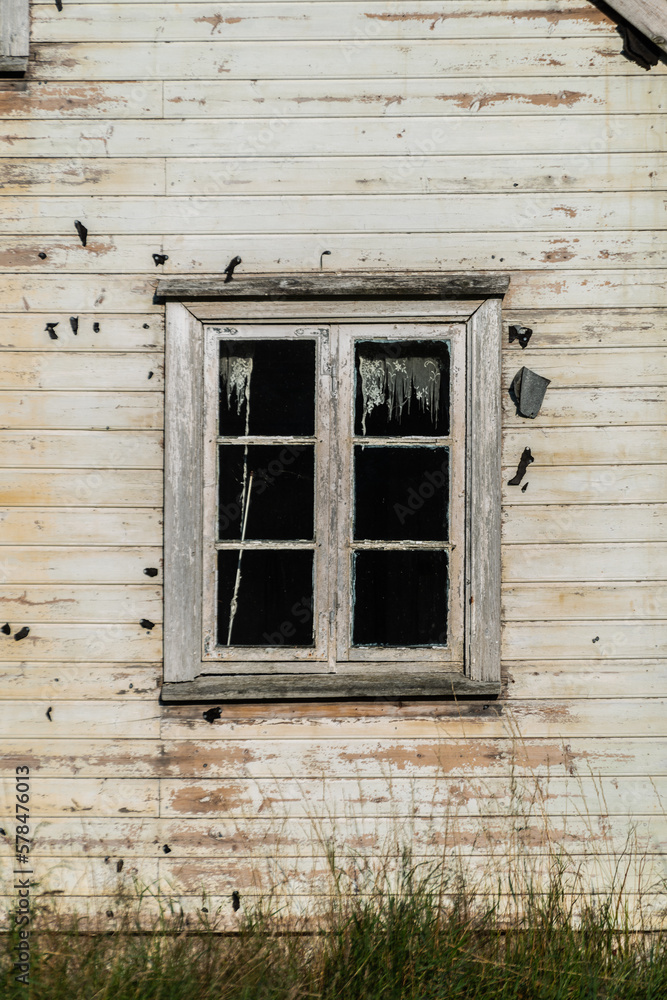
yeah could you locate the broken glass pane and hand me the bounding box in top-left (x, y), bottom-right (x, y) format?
top-left (352, 550), bottom-right (448, 646)
top-left (354, 341), bottom-right (450, 437)
top-left (219, 340), bottom-right (316, 436)
top-left (217, 549), bottom-right (314, 646)
top-left (354, 446), bottom-right (449, 541)
top-left (218, 445), bottom-right (314, 541)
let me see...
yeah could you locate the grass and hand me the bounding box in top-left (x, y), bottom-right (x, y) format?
top-left (2, 855), bottom-right (666, 1000)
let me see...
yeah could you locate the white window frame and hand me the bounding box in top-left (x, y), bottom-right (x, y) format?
top-left (0, 0), bottom-right (29, 73)
top-left (160, 275), bottom-right (506, 700)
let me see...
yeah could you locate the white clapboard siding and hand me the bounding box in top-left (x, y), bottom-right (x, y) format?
top-left (2, 233), bottom-right (665, 274)
top-left (0, 85), bottom-right (162, 120)
top-left (503, 428), bottom-right (667, 467)
top-left (0, 508), bottom-right (163, 546)
top-left (503, 387), bottom-right (667, 427)
top-left (158, 775), bottom-right (667, 819)
top-left (0, 314), bottom-right (162, 351)
top-left (507, 662), bottom-right (667, 699)
top-left (502, 348), bottom-right (666, 387)
top-left (0, 470), bottom-right (163, 506)
top-left (501, 466), bottom-right (667, 505)
top-left (1, 116), bottom-right (664, 159)
top-left (504, 309), bottom-right (667, 349)
top-left (3, 193), bottom-right (665, 235)
top-left (501, 543), bottom-right (667, 583)
top-left (0, 857), bottom-right (159, 896)
top-left (30, 38), bottom-right (649, 81)
top-left (166, 153), bottom-right (667, 193)
top-left (0, 623), bottom-right (162, 662)
top-left (0, 431), bottom-right (164, 468)
top-left (0, 391), bottom-right (163, 430)
top-left (0, 774), bottom-right (160, 810)
top-left (3, 734), bottom-right (665, 780)
top-left (0, 547), bottom-right (161, 584)
top-left (502, 504), bottom-right (667, 544)
top-left (0, 586), bottom-right (162, 623)
top-left (0, 158), bottom-right (165, 193)
top-left (161, 699), bottom-right (667, 741)
top-left (503, 622), bottom-right (667, 661)
top-left (0, 277), bottom-right (160, 312)
top-left (3, 663), bottom-right (162, 698)
top-left (503, 583), bottom-right (667, 621)
top-left (29, 3), bottom-right (620, 43)
top-left (161, 79), bottom-right (666, 119)
top-left (0, 353), bottom-right (162, 391)
top-left (3, 812), bottom-right (667, 858)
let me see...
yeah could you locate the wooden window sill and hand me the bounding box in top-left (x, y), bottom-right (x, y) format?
top-left (161, 673), bottom-right (501, 702)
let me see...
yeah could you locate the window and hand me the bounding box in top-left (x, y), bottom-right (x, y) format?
top-left (160, 275), bottom-right (506, 700)
top-left (0, 0), bottom-right (29, 74)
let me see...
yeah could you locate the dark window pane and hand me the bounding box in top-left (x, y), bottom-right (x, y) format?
top-left (219, 445), bottom-right (314, 541)
top-left (219, 340), bottom-right (316, 436)
top-left (217, 549), bottom-right (314, 646)
top-left (355, 341), bottom-right (450, 437)
top-left (354, 446), bottom-right (449, 542)
top-left (352, 550), bottom-right (448, 646)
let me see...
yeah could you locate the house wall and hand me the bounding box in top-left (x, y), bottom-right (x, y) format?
top-left (1, 0), bottom-right (666, 922)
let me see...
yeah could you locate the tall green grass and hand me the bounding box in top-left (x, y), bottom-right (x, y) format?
top-left (2, 855), bottom-right (666, 1000)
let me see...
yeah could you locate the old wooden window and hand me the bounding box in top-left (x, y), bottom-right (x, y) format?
top-left (0, 0), bottom-right (29, 73)
top-left (159, 276), bottom-right (506, 700)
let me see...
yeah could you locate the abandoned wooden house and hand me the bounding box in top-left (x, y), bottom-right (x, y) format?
top-left (0, 0), bottom-right (666, 922)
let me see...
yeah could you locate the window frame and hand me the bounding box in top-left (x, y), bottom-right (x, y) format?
top-left (0, 0), bottom-right (29, 74)
top-left (160, 275), bottom-right (507, 701)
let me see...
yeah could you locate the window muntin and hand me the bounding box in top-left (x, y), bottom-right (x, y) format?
top-left (201, 322), bottom-right (465, 671)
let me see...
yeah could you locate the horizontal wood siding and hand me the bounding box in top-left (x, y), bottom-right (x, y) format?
top-left (0, 0), bottom-right (665, 919)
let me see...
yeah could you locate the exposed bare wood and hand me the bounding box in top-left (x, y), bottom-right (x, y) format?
top-left (0, 776), bottom-right (159, 814)
top-left (0, 586), bottom-right (162, 623)
top-left (2, 663), bottom-right (161, 698)
top-left (0, 470), bottom-right (163, 506)
top-left (0, 706), bottom-right (160, 741)
top-left (157, 274), bottom-right (509, 301)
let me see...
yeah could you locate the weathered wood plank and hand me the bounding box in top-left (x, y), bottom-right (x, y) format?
top-left (4, 193), bottom-right (666, 235)
top-left (503, 583), bottom-right (667, 620)
top-left (501, 543), bottom-right (667, 582)
top-left (1, 116), bottom-right (664, 159)
top-left (2, 735), bottom-right (666, 779)
top-left (506, 661), bottom-right (667, 699)
top-left (0, 353), bottom-right (163, 391)
top-left (503, 622), bottom-right (667, 661)
top-left (503, 428), bottom-right (667, 467)
top-left (0, 776), bottom-right (159, 813)
top-left (161, 699), bottom-right (667, 740)
top-left (0, 509), bottom-right (163, 546)
top-left (0, 0), bottom-right (29, 59)
top-left (1, 663), bottom-right (161, 698)
top-left (504, 309), bottom-right (667, 348)
top-left (3, 232), bottom-right (666, 273)
top-left (501, 504), bottom-right (667, 544)
top-left (0, 547), bottom-right (161, 584)
top-left (0, 314), bottom-right (162, 351)
top-left (0, 586), bottom-right (162, 623)
top-left (0, 85), bottom-right (162, 120)
top-left (159, 775), bottom-right (667, 819)
top-left (502, 466), bottom-right (667, 505)
top-left (0, 277), bottom-right (159, 313)
top-left (0, 623), bottom-right (162, 662)
top-left (30, 38), bottom-right (652, 80)
top-left (0, 857), bottom-right (159, 895)
top-left (30, 3), bottom-right (619, 44)
top-left (503, 388), bottom-right (667, 426)
top-left (163, 79), bottom-right (666, 119)
top-left (502, 348), bottom-right (666, 388)
top-left (0, 392), bottom-right (163, 430)
top-left (3, 812), bottom-right (664, 858)
top-left (0, 470), bottom-right (163, 506)
top-left (0, 431), bottom-right (163, 469)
